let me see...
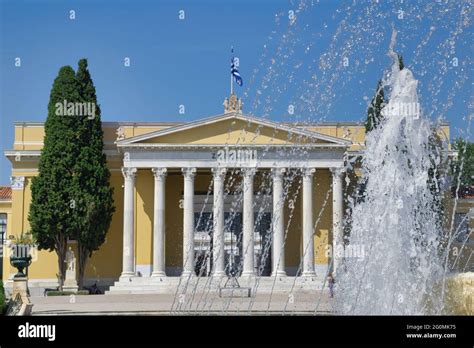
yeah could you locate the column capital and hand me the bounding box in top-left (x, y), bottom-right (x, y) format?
top-left (330, 167), bottom-right (345, 177)
top-left (10, 176), bottom-right (25, 190)
top-left (211, 167), bottom-right (227, 179)
top-left (271, 167), bottom-right (286, 179)
top-left (242, 167), bottom-right (256, 178)
top-left (152, 167), bottom-right (167, 178)
top-left (302, 168), bottom-right (316, 178)
top-left (182, 167), bottom-right (197, 179)
top-left (121, 167), bottom-right (137, 180)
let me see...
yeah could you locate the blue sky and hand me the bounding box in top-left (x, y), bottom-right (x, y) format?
top-left (0, 0), bottom-right (472, 185)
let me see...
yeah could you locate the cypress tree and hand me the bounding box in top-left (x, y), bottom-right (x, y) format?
top-left (365, 80), bottom-right (386, 133)
top-left (29, 66), bottom-right (81, 289)
top-left (73, 59), bottom-right (115, 289)
top-left (398, 54), bottom-right (405, 70)
top-left (365, 55), bottom-right (404, 134)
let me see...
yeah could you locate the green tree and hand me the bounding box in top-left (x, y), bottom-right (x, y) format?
top-left (365, 55), bottom-right (404, 133)
top-left (427, 129), bottom-right (445, 230)
top-left (365, 80), bottom-right (386, 133)
top-left (451, 138), bottom-right (474, 193)
top-left (0, 280), bottom-right (6, 314)
top-left (73, 59), bottom-right (115, 289)
top-left (398, 54), bottom-right (405, 70)
top-left (29, 66), bottom-right (81, 289)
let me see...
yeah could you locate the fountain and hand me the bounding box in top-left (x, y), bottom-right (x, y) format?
top-left (169, 1), bottom-right (472, 315)
top-left (335, 30), bottom-right (448, 315)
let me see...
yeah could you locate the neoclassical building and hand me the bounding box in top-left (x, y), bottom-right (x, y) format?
top-left (2, 95), bottom-right (457, 295)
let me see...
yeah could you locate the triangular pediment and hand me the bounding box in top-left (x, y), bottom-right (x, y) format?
top-left (117, 113), bottom-right (351, 147)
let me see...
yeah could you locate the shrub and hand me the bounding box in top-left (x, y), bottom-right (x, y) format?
top-left (45, 290), bottom-right (89, 296)
top-left (0, 281), bottom-right (5, 315)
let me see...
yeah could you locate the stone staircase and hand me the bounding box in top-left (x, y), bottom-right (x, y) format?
top-left (106, 275), bottom-right (326, 295)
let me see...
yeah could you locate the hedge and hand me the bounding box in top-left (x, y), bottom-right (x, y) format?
top-left (0, 281), bottom-right (5, 315)
top-left (45, 290), bottom-right (89, 296)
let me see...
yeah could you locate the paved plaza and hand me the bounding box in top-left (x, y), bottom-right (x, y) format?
top-left (30, 291), bottom-right (333, 315)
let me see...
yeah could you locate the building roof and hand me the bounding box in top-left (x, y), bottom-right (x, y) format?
top-left (13, 120), bottom-right (451, 127)
top-left (116, 112), bottom-right (352, 147)
top-left (0, 186), bottom-right (12, 201)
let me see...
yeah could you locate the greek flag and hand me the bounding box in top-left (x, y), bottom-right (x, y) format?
top-left (231, 57), bottom-right (243, 87)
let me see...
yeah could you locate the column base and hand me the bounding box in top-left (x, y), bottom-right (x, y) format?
top-left (119, 272), bottom-right (136, 282)
top-left (151, 271), bottom-right (166, 278)
top-left (180, 271), bottom-right (194, 278)
top-left (240, 271), bottom-right (255, 278)
top-left (271, 271), bottom-right (287, 277)
top-left (212, 271), bottom-right (227, 278)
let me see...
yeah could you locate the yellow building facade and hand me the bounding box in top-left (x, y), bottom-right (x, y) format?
top-left (2, 99), bottom-right (460, 295)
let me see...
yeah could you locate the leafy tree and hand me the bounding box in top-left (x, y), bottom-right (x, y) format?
top-left (451, 138), bottom-right (474, 195)
top-left (427, 129), bottom-right (446, 230)
top-left (29, 66), bottom-right (81, 289)
top-left (73, 59), bottom-right (115, 288)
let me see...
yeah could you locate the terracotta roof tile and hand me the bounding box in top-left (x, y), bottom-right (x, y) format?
top-left (0, 186), bottom-right (12, 200)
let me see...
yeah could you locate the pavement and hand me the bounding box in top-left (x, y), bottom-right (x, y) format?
top-left (30, 291), bottom-right (334, 315)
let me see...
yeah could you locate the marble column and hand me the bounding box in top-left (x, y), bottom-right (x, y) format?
top-left (212, 167), bottom-right (226, 277)
top-left (242, 168), bottom-right (256, 277)
top-left (331, 167), bottom-right (344, 273)
top-left (151, 168), bottom-right (167, 277)
top-left (271, 168), bottom-right (286, 277)
top-left (302, 168), bottom-right (316, 277)
top-left (121, 167), bottom-right (137, 279)
top-left (182, 167), bottom-right (196, 276)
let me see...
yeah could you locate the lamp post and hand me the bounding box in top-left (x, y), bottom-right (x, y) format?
top-left (0, 232), bottom-right (3, 279)
top-left (0, 218), bottom-right (5, 246)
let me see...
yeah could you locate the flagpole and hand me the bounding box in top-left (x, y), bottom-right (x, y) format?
top-left (230, 46), bottom-right (234, 95)
top-left (230, 68), bottom-right (233, 95)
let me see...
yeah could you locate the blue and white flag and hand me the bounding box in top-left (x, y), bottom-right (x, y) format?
top-left (231, 57), bottom-right (243, 87)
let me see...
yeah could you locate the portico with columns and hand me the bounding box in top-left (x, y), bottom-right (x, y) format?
top-left (109, 106), bottom-right (350, 293)
top-left (3, 96), bottom-right (455, 296)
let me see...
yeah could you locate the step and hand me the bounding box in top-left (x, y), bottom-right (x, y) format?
top-left (106, 276), bottom-right (326, 295)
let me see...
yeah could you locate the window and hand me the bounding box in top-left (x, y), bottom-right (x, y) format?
top-left (454, 213), bottom-right (470, 243)
top-left (0, 213), bottom-right (6, 244)
top-left (224, 212), bottom-right (242, 234)
top-left (195, 212), bottom-right (213, 232)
